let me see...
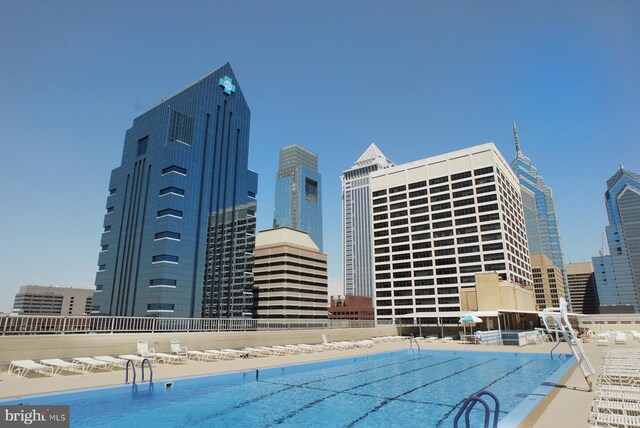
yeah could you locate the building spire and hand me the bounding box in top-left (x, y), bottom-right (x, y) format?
top-left (513, 120), bottom-right (522, 156)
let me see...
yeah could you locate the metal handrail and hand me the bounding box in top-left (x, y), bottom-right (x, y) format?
top-left (453, 390), bottom-right (500, 428)
top-left (409, 333), bottom-right (421, 354)
top-left (141, 358), bottom-right (153, 383)
top-left (125, 359), bottom-right (136, 385)
top-left (0, 315), bottom-right (381, 336)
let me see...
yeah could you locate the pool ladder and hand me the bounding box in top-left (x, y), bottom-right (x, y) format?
top-left (453, 390), bottom-right (499, 428)
top-left (409, 334), bottom-right (421, 354)
top-left (125, 358), bottom-right (153, 386)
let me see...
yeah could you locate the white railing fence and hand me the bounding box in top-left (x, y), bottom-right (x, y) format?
top-left (0, 315), bottom-right (379, 335)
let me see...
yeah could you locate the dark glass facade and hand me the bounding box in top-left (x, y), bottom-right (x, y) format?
top-left (93, 63), bottom-right (258, 317)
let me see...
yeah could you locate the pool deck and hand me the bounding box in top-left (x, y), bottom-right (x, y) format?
top-left (1, 338), bottom-right (638, 427)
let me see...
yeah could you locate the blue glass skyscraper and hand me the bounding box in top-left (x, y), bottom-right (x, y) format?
top-left (510, 122), bottom-right (569, 306)
top-left (273, 144), bottom-right (323, 250)
top-left (593, 167), bottom-right (640, 313)
top-left (93, 63), bottom-right (258, 318)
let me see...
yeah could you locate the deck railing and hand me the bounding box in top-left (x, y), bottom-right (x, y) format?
top-left (0, 315), bottom-right (381, 336)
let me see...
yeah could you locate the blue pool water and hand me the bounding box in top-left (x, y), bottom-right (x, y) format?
top-left (2, 350), bottom-right (574, 427)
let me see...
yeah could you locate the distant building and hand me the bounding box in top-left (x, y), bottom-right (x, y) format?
top-left (510, 122), bottom-right (569, 307)
top-left (530, 254), bottom-right (566, 309)
top-left (252, 227), bottom-right (328, 319)
top-left (566, 262), bottom-right (599, 314)
top-left (342, 144), bottom-right (394, 298)
top-left (328, 295), bottom-right (374, 320)
top-left (592, 167), bottom-right (640, 313)
top-left (369, 143), bottom-right (532, 324)
top-left (92, 63), bottom-right (258, 318)
top-left (202, 203), bottom-right (257, 318)
top-left (13, 285), bottom-right (94, 316)
top-left (273, 144), bottom-right (323, 250)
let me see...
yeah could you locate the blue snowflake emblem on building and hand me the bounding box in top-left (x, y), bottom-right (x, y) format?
top-left (219, 76), bottom-right (236, 95)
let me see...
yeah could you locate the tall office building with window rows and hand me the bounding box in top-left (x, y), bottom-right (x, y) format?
top-left (369, 143), bottom-right (532, 324)
top-left (93, 63), bottom-right (258, 317)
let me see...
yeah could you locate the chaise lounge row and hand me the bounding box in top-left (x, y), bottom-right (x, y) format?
top-left (7, 336), bottom-right (379, 378)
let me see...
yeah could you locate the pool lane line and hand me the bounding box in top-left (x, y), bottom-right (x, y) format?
top-left (344, 358), bottom-right (498, 428)
top-left (263, 356), bottom-right (463, 398)
top-left (185, 354), bottom-right (432, 424)
top-left (181, 383), bottom-right (298, 426)
top-left (185, 355), bottom-right (437, 425)
top-left (263, 353), bottom-right (433, 388)
top-left (264, 357), bottom-right (468, 427)
top-left (432, 360), bottom-right (533, 427)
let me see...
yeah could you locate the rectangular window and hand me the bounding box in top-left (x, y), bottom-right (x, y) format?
top-left (168, 109), bottom-right (194, 146)
top-left (162, 165), bottom-right (187, 176)
top-left (149, 278), bottom-right (177, 288)
top-left (100, 244), bottom-right (109, 252)
top-left (474, 166), bottom-right (494, 176)
top-left (106, 206), bottom-right (114, 214)
top-left (408, 181), bottom-right (427, 189)
top-left (372, 189), bottom-right (387, 197)
top-left (305, 177), bottom-right (318, 203)
top-left (103, 225), bottom-right (111, 233)
top-left (109, 188), bottom-right (117, 195)
top-left (147, 303), bottom-right (175, 311)
top-left (430, 185), bottom-right (449, 194)
top-left (451, 171), bottom-right (472, 181)
top-left (160, 186), bottom-right (185, 197)
top-left (451, 180), bottom-right (472, 189)
top-left (157, 208), bottom-right (183, 218)
top-left (389, 185), bottom-right (406, 194)
top-left (154, 231), bottom-right (181, 240)
top-left (137, 136), bottom-right (148, 156)
top-left (98, 264), bottom-right (106, 271)
top-left (95, 284), bottom-right (103, 292)
top-left (429, 176), bottom-right (448, 185)
top-left (478, 203), bottom-right (498, 213)
top-left (152, 254), bottom-right (179, 264)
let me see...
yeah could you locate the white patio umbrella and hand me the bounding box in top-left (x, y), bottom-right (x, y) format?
top-left (459, 314), bottom-right (483, 335)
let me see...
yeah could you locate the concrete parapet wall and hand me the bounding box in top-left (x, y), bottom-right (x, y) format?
top-left (0, 326), bottom-right (399, 364)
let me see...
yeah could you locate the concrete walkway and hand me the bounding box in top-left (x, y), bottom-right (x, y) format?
top-left (1, 338), bottom-right (638, 427)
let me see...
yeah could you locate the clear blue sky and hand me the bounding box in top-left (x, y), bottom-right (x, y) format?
top-left (1, 1), bottom-right (639, 313)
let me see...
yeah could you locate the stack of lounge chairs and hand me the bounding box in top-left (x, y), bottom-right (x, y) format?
top-left (589, 348), bottom-right (640, 426)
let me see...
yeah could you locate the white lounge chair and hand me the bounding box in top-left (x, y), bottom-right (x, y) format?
top-left (203, 349), bottom-right (236, 360)
top-left (72, 357), bottom-right (111, 373)
top-left (597, 333), bottom-right (610, 346)
top-left (595, 389), bottom-right (640, 402)
top-left (8, 360), bottom-right (55, 378)
top-left (631, 331), bottom-right (640, 342)
top-left (94, 355), bottom-right (129, 369)
top-left (592, 397), bottom-right (640, 414)
top-left (40, 359), bottom-right (84, 375)
top-left (170, 339), bottom-right (188, 357)
top-left (137, 340), bottom-right (186, 364)
top-left (243, 347), bottom-right (271, 357)
top-left (615, 332), bottom-right (627, 345)
top-left (118, 354), bottom-right (146, 366)
top-left (187, 350), bottom-right (223, 361)
top-left (589, 412), bottom-right (640, 427)
top-left (221, 348), bottom-right (250, 358)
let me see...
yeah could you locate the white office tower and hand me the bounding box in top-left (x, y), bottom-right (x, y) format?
top-left (369, 143), bottom-right (532, 324)
top-left (342, 144), bottom-right (394, 297)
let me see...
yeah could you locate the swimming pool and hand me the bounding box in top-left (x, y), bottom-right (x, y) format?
top-left (2, 350), bottom-right (574, 427)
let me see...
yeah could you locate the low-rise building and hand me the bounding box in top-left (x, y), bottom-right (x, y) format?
top-left (13, 285), bottom-right (94, 316)
top-left (252, 227), bottom-right (328, 319)
top-left (328, 295), bottom-right (374, 320)
top-left (566, 262), bottom-right (599, 314)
